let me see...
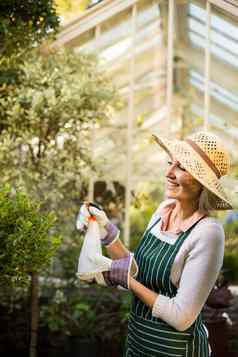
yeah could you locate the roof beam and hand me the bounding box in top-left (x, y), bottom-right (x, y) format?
top-left (209, 0), bottom-right (238, 17)
top-left (52, 0), bottom-right (139, 48)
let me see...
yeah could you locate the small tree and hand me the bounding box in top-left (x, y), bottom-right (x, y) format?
top-left (0, 0), bottom-right (59, 57)
top-left (0, 0), bottom-right (59, 86)
top-left (0, 49), bottom-right (119, 232)
top-left (0, 184), bottom-right (61, 357)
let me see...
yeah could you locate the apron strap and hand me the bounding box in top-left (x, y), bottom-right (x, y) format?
top-left (186, 214), bottom-right (207, 234)
top-left (146, 217), bottom-right (161, 234)
top-left (146, 212), bottom-right (206, 237)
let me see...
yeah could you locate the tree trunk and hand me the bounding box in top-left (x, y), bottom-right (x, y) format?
top-left (30, 272), bottom-right (39, 357)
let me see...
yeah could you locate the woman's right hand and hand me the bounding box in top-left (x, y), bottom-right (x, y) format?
top-left (87, 203), bottom-right (110, 228)
top-left (76, 202), bottom-right (120, 246)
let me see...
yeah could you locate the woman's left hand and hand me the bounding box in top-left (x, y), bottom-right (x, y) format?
top-left (103, 254), bottom-right (138, 289)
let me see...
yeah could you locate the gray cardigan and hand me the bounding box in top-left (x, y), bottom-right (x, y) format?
top-left (147, 201), bottom-right (225, 332)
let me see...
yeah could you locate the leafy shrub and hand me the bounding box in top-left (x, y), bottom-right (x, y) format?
top-left (40, 283), bottom-right (131, 344)
top-left (224, 239), bottom-right (238, 283)
top-left (223, 221), bottom-right (238, 283)
top-left (223, 252), bottom-right (238, 283)
top-left (224, 221), bottom-right (238, 240)
top-left (0, 0), bottom-right (59, 58)
top-left (0, 184), bottom-right (61, 287)
top-left (0, 50), bottom-right (121, 279)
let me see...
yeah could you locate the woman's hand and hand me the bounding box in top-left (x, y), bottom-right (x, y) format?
top-left (103, 254), bottom-right (138, 289)
top-left (129, 276), bottom-right (158, 308)
top-left (87, 203), bottom-right (109, 227)
top-left (76, 202), bottom-right (120, 246)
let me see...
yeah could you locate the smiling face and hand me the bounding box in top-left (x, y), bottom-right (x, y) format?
top-left (165, 159), bottom-right (203, 205)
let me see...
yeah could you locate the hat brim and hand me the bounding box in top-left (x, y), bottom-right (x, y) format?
top-left (152, 134), bottom-right (233, 210)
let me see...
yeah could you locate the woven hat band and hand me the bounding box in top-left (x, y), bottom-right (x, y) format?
top-left (185, 139), bottom-right (221, 178)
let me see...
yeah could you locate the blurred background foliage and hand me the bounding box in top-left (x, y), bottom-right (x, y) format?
top-left (55, 0), bottom-right (91, 20)
top-left (222, 165), bottom-right (238, 283)
top-left (0, 0), bottom-right (59, 56)
top-left (54, 1), bottom-right (104, 23)
top-left (0, 0), bottom-right (59, 85)
top-left (0, 48), bottom-right (119, 222)
top-left (0, 48), bottom-right (120, 295)
top-left (0, 0), bottom-right (124, 353)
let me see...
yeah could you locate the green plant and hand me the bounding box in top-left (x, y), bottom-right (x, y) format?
top-left (0, 184), bottom-right (61, 357)
top-left (0, 184), bottom-right (61, 287)
top-left (0, 0), bottom-right (59, 58)
top-left (223, 220), bottom-right (238, 283)
top-left (0, 0), bottom-right (59, 86)
top-left (40, 284), bottom-right (131, 343)
top-left (0, 48), bottom-right (120, 244)
top-left (224, 221), bottom-right (238, 240)
top-left (223, 234), bottom-right (238, 284)
top-left (223, 251), bottom-right (238, 283)
top-left (56, 233), bottom-right (84, 280)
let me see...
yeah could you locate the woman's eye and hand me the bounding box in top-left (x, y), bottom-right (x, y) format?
top-left (178, 165), bottom-right (186, 172)
top-left (167, 160), bottom-right (186, 171)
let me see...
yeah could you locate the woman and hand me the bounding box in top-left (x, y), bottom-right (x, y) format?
top-left (79, 131), bottom-right (232, 357)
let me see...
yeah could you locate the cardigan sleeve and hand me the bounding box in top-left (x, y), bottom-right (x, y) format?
top-left (152, 221), bottom-right (225, 331)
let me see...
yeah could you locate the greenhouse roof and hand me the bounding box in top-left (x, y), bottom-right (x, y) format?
top-left (52, 0), bottom-right (238, 242)
top-left (52, 0), bottom-right (238, 237)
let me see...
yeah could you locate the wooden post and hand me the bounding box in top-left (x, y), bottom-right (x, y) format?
top-left (88, 24), bottom-right (101, 201)
top-left (29, 273), bottom-right (39, 357)
top-left (166, 0), bottom-right (175, 131)
top-left (124, 4), bottom-right (136, 248)
top-left (204, 1), bottom-right (211, 131)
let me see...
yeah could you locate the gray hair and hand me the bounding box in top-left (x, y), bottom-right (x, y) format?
top-left (198, 188), bottom-right (217, 214)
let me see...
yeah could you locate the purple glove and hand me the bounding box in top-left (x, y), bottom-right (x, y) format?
top-left (102, 254), bottom-right (138, 289)
top-left (88, 203), bottom-right (119, 246)
top-left (76, 202), bottom-right (119, 246)
top-left (101, 221), bottom-right (119, 246)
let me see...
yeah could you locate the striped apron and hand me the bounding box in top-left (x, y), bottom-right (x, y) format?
top-left (125, 218), bottom-right (209, 357)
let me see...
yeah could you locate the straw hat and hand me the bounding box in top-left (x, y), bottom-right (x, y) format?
top-left (153, 131), bottom-right (232, 210)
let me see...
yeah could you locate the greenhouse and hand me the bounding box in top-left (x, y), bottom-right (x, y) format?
top-left (53, 0), bottom-right (238, 244)
top-left (0, 1), bottom-right (238, 357)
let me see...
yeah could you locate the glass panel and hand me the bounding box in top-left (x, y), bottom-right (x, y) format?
top-left (188, 3), bottom-right (238, 68)
top-left (88, 0), bottom-right (167, 183)
top-left (132, 1), bottom-right (167, 183)
top-left (186, 1), bottom-right (238, 147)
top-left (190, 70), bottom-right (238, 112)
